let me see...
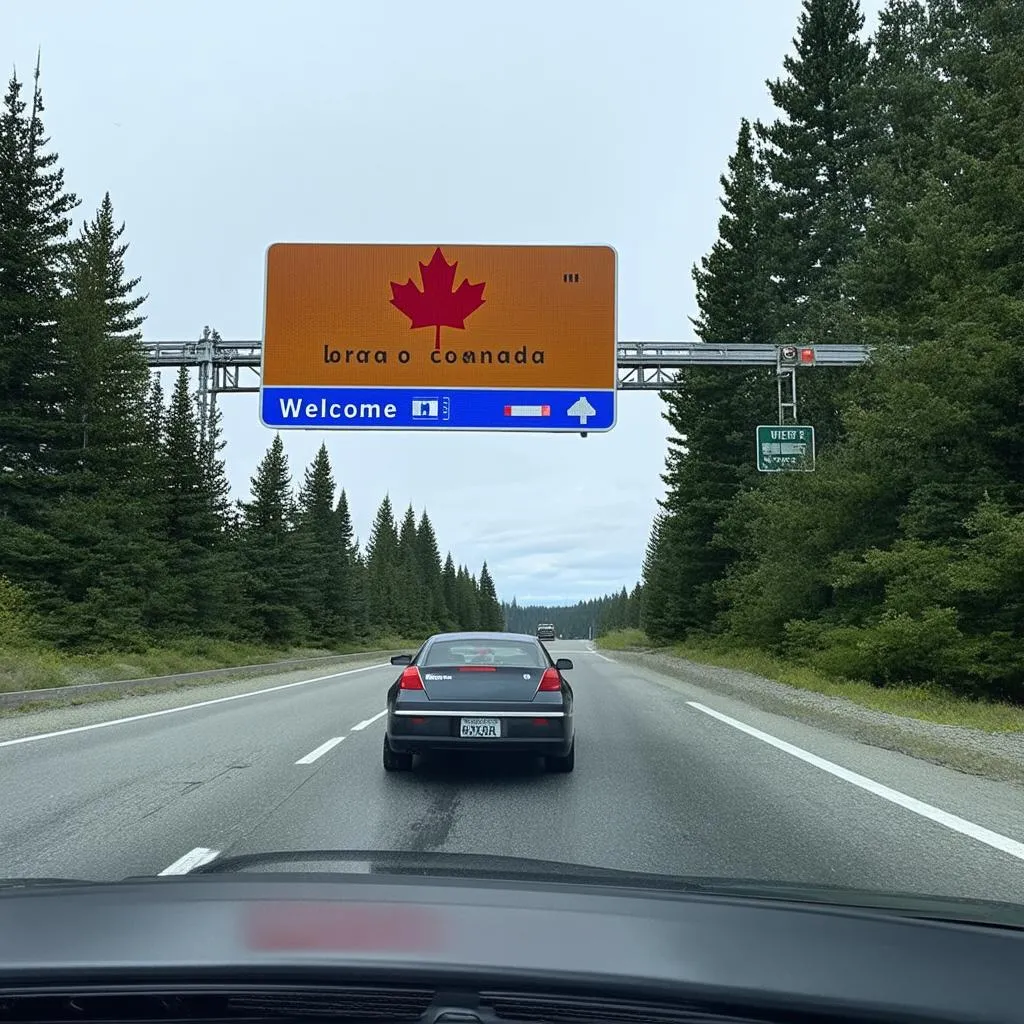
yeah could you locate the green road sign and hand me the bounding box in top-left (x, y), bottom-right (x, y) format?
top-left (756, 424), bottom-right (815, 472)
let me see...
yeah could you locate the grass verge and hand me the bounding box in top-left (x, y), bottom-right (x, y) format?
top-left (0, 635), bottom-right (422, 695)
top-left (597, 630), bottom-right (1024, 735)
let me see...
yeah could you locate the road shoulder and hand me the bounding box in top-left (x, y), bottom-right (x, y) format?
top-left (601, 648), bottom-right (1024, 786)
top-left (0, 656), bottom-right (390, 746)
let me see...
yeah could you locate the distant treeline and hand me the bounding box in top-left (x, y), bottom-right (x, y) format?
top-left (0, 67), bottom-right (501, 652)
top-left (503, 587), bottom-right (642, 639)
top-left (639, 0), bottom-right (1024, 700)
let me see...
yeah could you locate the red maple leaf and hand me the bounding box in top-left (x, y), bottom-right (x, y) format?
top-left (389, 247), bottom-right (486, 351)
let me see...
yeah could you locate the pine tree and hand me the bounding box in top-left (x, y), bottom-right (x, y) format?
top-left (0, 63), bottom-right (79, 500)
top-left (140, 372), bottom-right (166, 510)
top-left (334, 488), bottom-right (359, 638)
top-left (396, 504), bottom-right (425, 636)
top-left (628, 583), bottom-right (643, 628)
top-left (238, 434), bottom-right (306, 643)
top-left (847, 0), bottom-right (944, 340)
top-left (348, 539), bottom-right (371, 639)
top-left (441, 552), bottom-right (458, 626)
top-left (365, 495), bottom-right (400, 633)
top-left (477, 561), bottom-right (504, 630)
top-left (416, 510), bottom-right (447, 629)
top-left (141, 366), bottom-right (205, 632)
top-left (753, 0), bottom-right (873, 460)
top-left (640, 513), bottom-right (681, 640)
top-left (692, 120), bottom-right (777, 345)
top-left (295, 443), bottom-right (339, 640)
top-left (34, 194), bottom-right (158, 645)
top-left (56, 192), bottom-right (148, 469)
top-left (0, 63), bottom-right (79, 595)
top-left (195, 396), bottom-right (241, 635)
top-left (455, 566), bottom-right (481, 630)
top-left (145, 374), bottom-right (164, 446)
top-left (755, 0), bottom-right (872, 316)
top-left (652, 120), bottom-right (777, 639)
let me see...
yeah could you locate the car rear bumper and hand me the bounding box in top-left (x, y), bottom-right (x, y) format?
top-left (388, 735), bottom-right (573, 756)
top-left (387, 711), bottom-right (572, 757)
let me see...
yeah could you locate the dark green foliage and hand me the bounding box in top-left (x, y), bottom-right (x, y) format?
top-left (416, 511), bottom-right (447, 629)
top-left (638, 0), bottom-right (1024, 699)
top-left (396, 504), bottom-right (425, 637)
top-left (0, 64), bottom-right (79, 599)
top-left (295, 443), bottom-right (342, 641)
top-left (237, 434), bottom-right (308, 644)
top-left (333, 489), bottom-right (361, 639)
top-left (0, 64), bottom-right (79, 526)
top-left (756, 0), bottom-right (872, 314)
top-left (365, 495), bottom-right (402, 633)
top-left (649, 118), bottom-right (778, 640)
top-left (477, 562), bottom-right (504, 630)
top-left (454, 565), bottom-right (481, 631)
top-left (0, 59), bottom-right (506, 653)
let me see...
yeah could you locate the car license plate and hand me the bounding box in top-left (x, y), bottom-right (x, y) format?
top-left (460, 718), bottom-right (500, 738)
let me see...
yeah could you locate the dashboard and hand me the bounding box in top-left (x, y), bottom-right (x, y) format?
top-left (0, 870), bottom-right (1022, 1023)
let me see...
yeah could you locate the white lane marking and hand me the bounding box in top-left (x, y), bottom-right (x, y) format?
top-left (0, 664), bottom-right (389, 749)
top-left (351, 709), bottom-right (387, 731)
top-left (158, 847), bottom-right (220, 875)
top-left (295, 736), bottom-right (345, 764)
top-left (687, 701), bottom-right (1024, 863)
top-left (572, 649), bottom-right (614, 661)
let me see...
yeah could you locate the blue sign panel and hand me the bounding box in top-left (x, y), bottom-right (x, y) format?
top-left (260, 387), bottom-right (616, 432)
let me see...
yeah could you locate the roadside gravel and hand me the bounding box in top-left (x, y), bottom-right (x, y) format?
top-left (607, 649), bottom-right (1024, 786)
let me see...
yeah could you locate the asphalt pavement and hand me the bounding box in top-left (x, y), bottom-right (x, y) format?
top-left (3, 641), bottom-right (1024, 904)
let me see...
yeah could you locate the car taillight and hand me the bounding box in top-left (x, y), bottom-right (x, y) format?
top-left (538, 668), bottom-right (561, 691)
top-left (400, 666), bottom-right (423, 690)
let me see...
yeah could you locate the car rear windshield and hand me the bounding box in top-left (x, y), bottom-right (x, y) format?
top-left (422, 639), bottom-right (546, 668)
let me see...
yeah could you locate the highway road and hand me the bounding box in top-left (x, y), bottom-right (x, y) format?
top-left (3, 640), bottom-right (1024, 903)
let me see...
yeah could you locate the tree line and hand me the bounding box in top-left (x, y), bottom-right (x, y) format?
top-left (503, 588), bottom-right (641, 640)
top-left (638, 0), bottom-right (1024, 701)
top-left (0, 62), bottom-right (502, 652)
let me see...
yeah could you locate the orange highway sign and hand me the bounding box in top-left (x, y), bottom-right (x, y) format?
top-left (259, 243), bottom-right (617, 432)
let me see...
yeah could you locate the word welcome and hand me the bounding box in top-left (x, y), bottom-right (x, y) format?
top-left (278, 398), bottom-right (398, 421)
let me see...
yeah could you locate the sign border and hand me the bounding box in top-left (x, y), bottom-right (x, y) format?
top-left (257, 242), bottom-right (618, 433)
top-left (755, 423), bottom-right (816, 473)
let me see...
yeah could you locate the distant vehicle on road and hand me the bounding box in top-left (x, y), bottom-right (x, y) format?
top-left (536, 623), bottom-right (556, 641)
top-left (383, 631), bottom-right (575, 774)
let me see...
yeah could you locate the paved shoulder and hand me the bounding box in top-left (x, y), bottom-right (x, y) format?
top-left (0, 656), bottom-right (391, 746)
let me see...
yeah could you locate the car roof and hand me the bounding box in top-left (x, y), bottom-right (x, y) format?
top-left (426, 631), bottom-right (539, 644)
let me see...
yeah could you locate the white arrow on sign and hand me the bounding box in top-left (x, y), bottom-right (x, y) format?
top-left (567, 396), bottom-right (597, 425)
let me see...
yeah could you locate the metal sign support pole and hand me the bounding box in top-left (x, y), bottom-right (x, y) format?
top-left (777, 364), bottom-right (798, 425)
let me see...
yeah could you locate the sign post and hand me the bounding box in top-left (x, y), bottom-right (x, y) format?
top-left (259, 243), bottom-right (617, 432)
top-left (756, 425), bottom-right (816, 472)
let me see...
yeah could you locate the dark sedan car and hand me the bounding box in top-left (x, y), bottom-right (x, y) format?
top-left (383, 631), bottom-right (575, 773)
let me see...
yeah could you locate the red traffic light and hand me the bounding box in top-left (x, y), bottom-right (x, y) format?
top-left (799, 347), bottom-right (816, 365)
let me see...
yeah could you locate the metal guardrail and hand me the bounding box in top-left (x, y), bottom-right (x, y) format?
top-left (0, 649), bottom-right (409, 709)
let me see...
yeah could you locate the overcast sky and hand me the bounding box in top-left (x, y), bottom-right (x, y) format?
top-left (11, 0), bottom-right (882, 605)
